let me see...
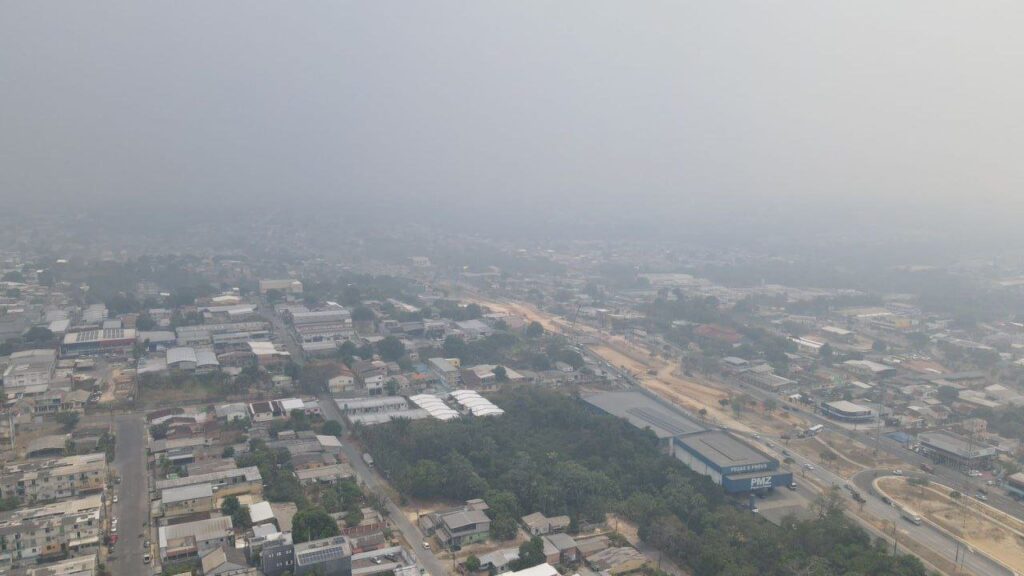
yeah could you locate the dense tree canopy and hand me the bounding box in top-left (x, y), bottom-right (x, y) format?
top-left (360, 388), bottom-right (928, 576)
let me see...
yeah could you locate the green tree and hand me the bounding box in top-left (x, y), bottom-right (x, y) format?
top-left (56, 412), bottom-right (80, 432)
top-left (222, 446), bottom-right (235, 458)
top-left (293, 508), bottom-right (340, 544)
top-left (512, 537), bottom-right (546, 570)
top-left (378, 336), bottom-right (406, 362)
top-left (135, 314), bottom-right (156, 331)
top-left (352, 306), bottom-right (376, 323)
top-left (221, 495), bottom-right (242, 516)
top-left (465, 555), bottom-right (481, 573)
top-left (526, 321), bottom-right (545, 338)
top-left (493, 366), bottom-right (508, 382)
top-left (818, 343), bottom-right (834, 365)
top-left (23, 326), bottom-right (54, 344)
top-left (443, 335), bottom-right (468, 360)
top-left (936, 385), bottom-right (959, 404)
top-left (322, 420), bottom-right (343, 437)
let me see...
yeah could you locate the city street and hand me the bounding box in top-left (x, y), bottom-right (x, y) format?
top-left (319, 394), bottom-right (446, 576)
top-left (770, 434), bottom-right (1012, 576)
top-left (109, 414), bottom-right (150, 576)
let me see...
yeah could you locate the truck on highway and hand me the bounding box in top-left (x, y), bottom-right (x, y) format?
top-left (900, 507), bottom-right (922, 525)
top-left (362, 453), bottom-right (374, 468)
top-left (805, 424), bottom-right (824, 437)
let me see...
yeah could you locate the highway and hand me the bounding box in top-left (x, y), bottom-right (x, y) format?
top-left (747, 429), bottom-right (1012, 576)
top-left (318, 393), bottom-right (446, 576)
top-left (475, 293), bottom-right (1017, 575)
top-left (109, 414), bottom-right (151, 576)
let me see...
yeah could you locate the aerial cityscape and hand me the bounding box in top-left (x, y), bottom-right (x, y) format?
top-left (5, 2), bottom-right (1024, 576)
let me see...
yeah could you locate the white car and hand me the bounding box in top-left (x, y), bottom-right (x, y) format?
top-left (422, 541), bottom-right (431, 550)
top-left (892, 470), bottom-right (903, 476)
top-left (803, 463), bottom-right (815, 471)
top-left (968, 470), bottom-right (983, 477)
top-left (112, 495), bottom-right (118, 503)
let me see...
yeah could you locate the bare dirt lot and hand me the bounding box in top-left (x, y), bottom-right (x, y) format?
top-left (879, 476), bottom-right (1024, 573)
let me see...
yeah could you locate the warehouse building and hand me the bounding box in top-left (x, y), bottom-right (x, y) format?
top-left (821, 400), bottom-right (874, 423)
top-left (583, 391), bottom-right (704, 450)
top-left (673, 431), bottom-right (792, 493)
top-left (585, 391), bottom-right (791, 493)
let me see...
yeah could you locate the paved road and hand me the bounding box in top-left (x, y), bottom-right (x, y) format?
top-left (765, 434), bottom-right (1011, 576)
top-left (259, 298), bottom-right (304, 363)
top-left (319, 394), bottom-right (446, 576)
top-left (110, 414), bottom-right (150, 575)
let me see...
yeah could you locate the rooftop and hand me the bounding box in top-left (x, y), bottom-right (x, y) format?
top-left (584, 391), bottom-right (705, 438)
top-left (676, 430), bottom-right (773, 471)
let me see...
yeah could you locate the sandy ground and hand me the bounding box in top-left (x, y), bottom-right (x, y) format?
top-left (879, 477), bottom-right (1024, 573)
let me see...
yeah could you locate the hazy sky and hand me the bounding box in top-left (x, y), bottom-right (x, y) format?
top-left (3, 1), bottom-right (1024, 241)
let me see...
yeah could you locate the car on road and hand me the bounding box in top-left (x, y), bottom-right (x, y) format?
top-left (968, 470), bottom-right (982, 477)
top-left (803, 463), bottom-right (815, 470)
top-left (976, 493), bottom-right (988, 501)
top-left (891, 469), bottom-right (903, 476)
top-left (788, 481), bottom-right (798, 491)
top-left (144, 539), bottom-right (150, 549)
top-left (422, 541), bottom-right (430, 549)
top-left (112, 495), bottom-right (118, 503)
top-left (143, 554), bottom-right (151, 564)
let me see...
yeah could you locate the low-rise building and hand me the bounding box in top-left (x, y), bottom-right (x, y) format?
top-left (155, 466), bottom-right (262, 500)
top-left (0, 453), bottom-right (106, 504)
top-left (162, 483), bottom-right (215, 518)
top-left (293, 536), bottom-right (352, 576)
top-left (0, 494), bottom-right (103, 565)
top-left (158, 516), bottom-right (234, 562)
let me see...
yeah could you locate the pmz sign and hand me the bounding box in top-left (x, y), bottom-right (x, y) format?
top-left (749, 476), bottom-right (773, 490)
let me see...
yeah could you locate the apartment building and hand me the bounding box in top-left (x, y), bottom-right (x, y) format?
top-left (0, 494), bottom-right (103, 565)
top-left (0, 453), bottom-right (106, 504)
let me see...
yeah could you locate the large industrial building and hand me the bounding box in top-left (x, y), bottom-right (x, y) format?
top-left (820, 400), bottom-right (874, 423)
top-left (584, 391), bottom-right (791, 493)
top-left (673, 431), bottom-right (792, 492)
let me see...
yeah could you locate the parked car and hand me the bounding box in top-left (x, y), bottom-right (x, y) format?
top-left (143, 554), bottom-right (151, 564)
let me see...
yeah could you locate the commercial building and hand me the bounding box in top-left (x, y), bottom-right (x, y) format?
top-left (842, 359), bottom-right (897, 378)
top-left (0, 453), bottom-right (106, 503)
top-left (1006, 473), bottom-right (1024, 500)
top-left (290, 309), bottom-right (353, 343)
top-left (60, 328), bottom-right (137, 357)
top-left (673, 430), bottom-right (792, 493)
top-left (158, 516), bottom-right (234, 561)
top-left (0, 494), bottom-right (103, 565)
top-left (259, 279), bottom-right (303, 295)
top-left (2, 349), bottom-right (56, 389)
top-left (918, 432), bottom-right (996, 471)
top-left (821, 400), bottom-right (874, 423)
top-left (155, 466), bottom-right (262, 500)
